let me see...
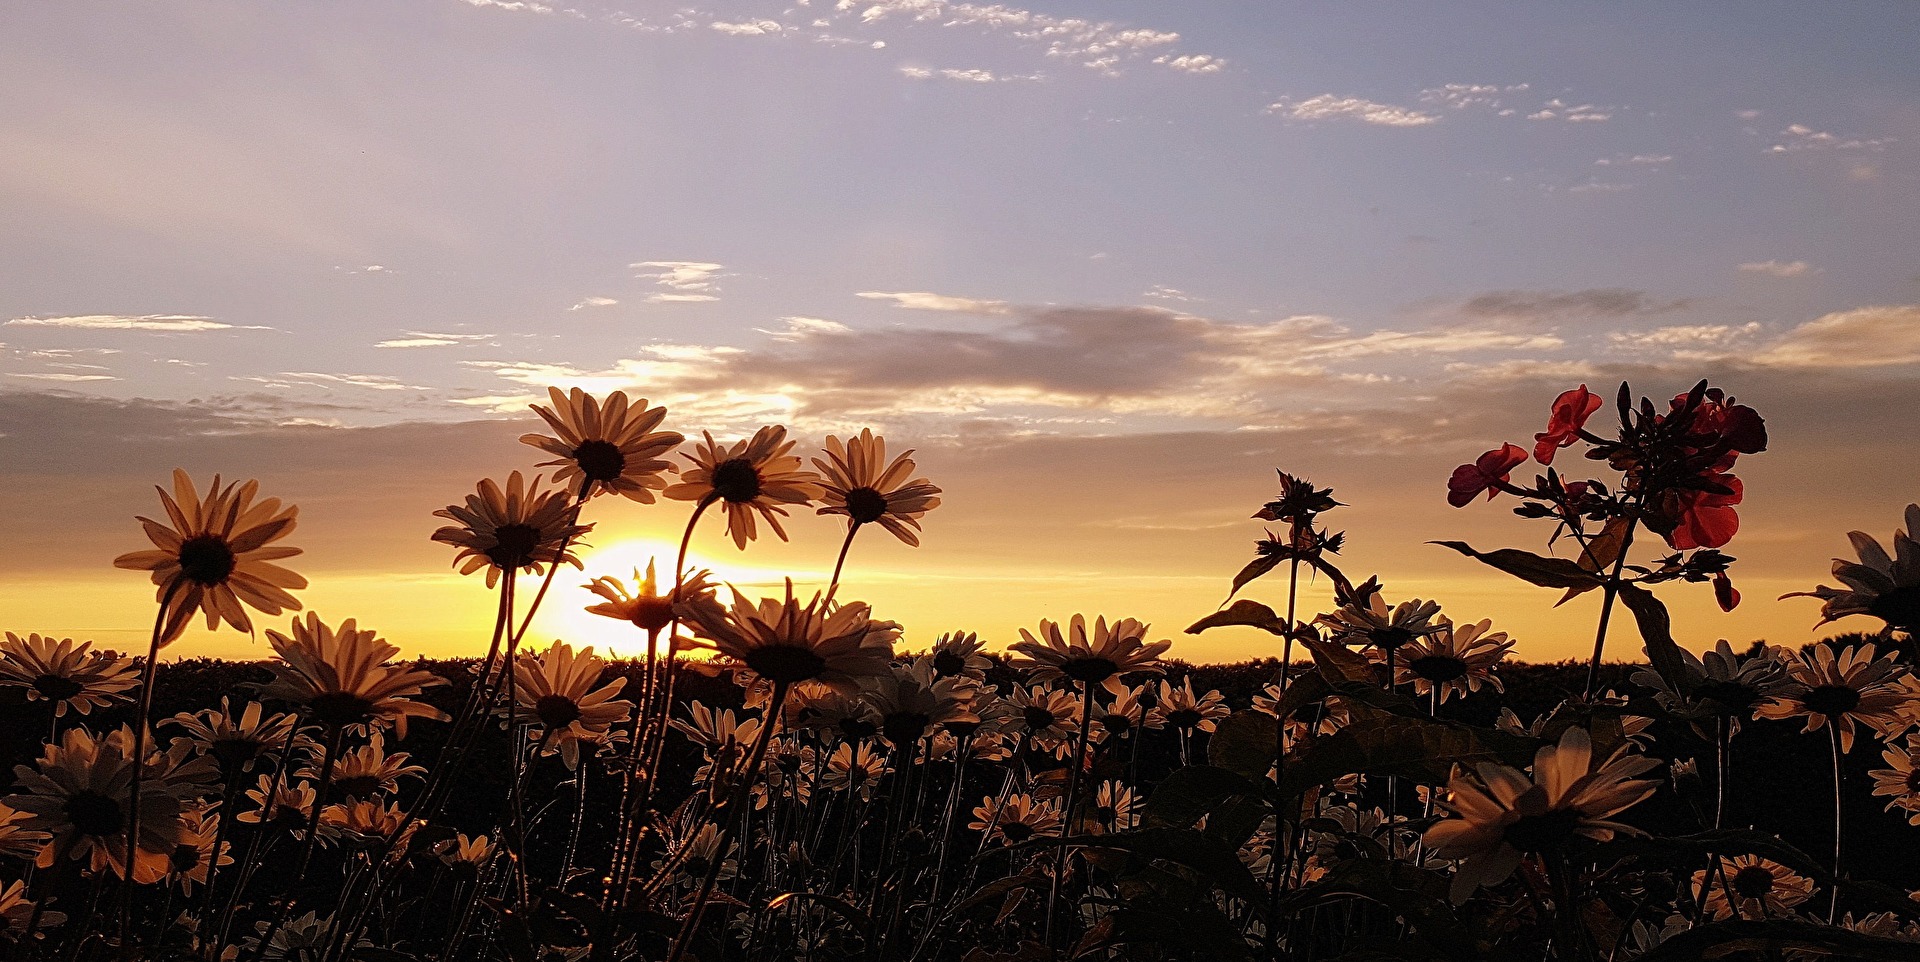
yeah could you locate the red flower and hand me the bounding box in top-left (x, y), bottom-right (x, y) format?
top-left (1447, 443), bottom-right (1527, 508)
top-left (1660, 474), bottom-right (1743, 550)
top-left (1534, 384), bottom-right (1603, 465)
top-left (1712, 571), bottom-right (1740, 612)
top-left (1673, 388), bottom-right (1768, 455)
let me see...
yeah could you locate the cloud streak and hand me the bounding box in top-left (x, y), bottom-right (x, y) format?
top-left (6, 314), bottom-right (261, 332)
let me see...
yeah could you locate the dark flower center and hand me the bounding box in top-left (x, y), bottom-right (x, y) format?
top-left (211, 737), bottom-right (268, 772)
top-left (1368, 627), bottom-right (1415, 652)
top-left (1000, 822), bottom-right (1036, 844)
top-left (535, 694), bottom-right (584, 729)
top-left (1409, 655), bottom-right (1470, 683)
top-left (570, 439), bottom-right (627, 483)
top-left (1692, 680), bottom-right (1761, 713)
top-left (1731, 866), bottom-right (1776, 899)
top-left (1803, 684), bottom-right (1861, 718)
top-left (1099, 714), bottom-right (1134, 736)
top-left (1094, 806), bottom-right (1116, 822)
top-left (710, 458), bottom-right (763, 503)
top-left (1502, 808), bottom-right (1582, 853)
top-left (170, 843), bottom-right (202, 873)
top-left (844, 487), bottom-right (890, 525)
top-left (1907, 769), bottom-right (1920, 793)
top-left (742, 645), bottom-right (828, 685)
top-left (177, 535), bottom-right (238, 585)
top-left (883, 712), bottom-right (932, 746)
top-left (945, 719), bottom-right (981, 739)
top-left (838, 717), bottom-right (877, 740)
top-left (1166, 708), bottom-right (1203, 730)
top-left (308, 691), bottom-right (377, 729)
top-left (931, 650), bottom-right (968, 677)
top-left (336, 774), bottom-right (383, 799)
top-left (1869, 585), bottom-right (1920, 633)
top-left (684, 855), bottom-right (711, 876)
top-left (486, 523), bottom-right (544, 570)
top-left (1061, 657), bottom-right (1120, 685)
top-left (1023, 707), bottom-right (1059, 731)
top-left (66, 790), bottom-right (125, 836)
top-left (32, 673), bottom-right (85, 702)
top-left (626, 596), bottom-right (677, 633)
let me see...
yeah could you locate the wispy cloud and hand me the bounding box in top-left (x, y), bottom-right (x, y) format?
top-left (374, 331), bottom-right (492, 348)
top-left (856, 291), bottom-right (1011, 314)
top-left (1750, 305), bottom-right (1920, 368)
top-left (1458, 289), bottom-right (1685, 325)
top-left (568, 296), bottom-right (620, 311)
top-left (279, 372), bottom-right (430, 391)
top-left (897, 66), bottom-right (1009, 83)
top-left (1738, 260), bottom-right (1815, 278)
top-left (633, 261), bottom-right (724, 302)
top-left (1266, 95), bottom-right (1438, 127)
top-left (5, 314), bottom-right (263, 332)
top-left (1153, 54), bottom-right (1223, 74)
top-left (1768, 124), bottom-right (1889, 153)
top-left (6, 372), bottom-right (118, 382)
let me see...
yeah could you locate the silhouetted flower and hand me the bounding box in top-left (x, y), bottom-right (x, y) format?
top-left (664, 426), bottom-right (824, 549)
top-left (1754, 642), bottom-right (1912, 752)
top-left (1149, 677), bottom-right (1230, 733)
top-left (682, 580), bottom-right (897, 692)
top-left (813, 429), bottom-right (942, 546)
top-left (1390, 619), bottom-right (1515, 704)
top-left (971, 793), bottom-right (1061, 845)
top-left (167, 698), bottom-right (302, 776)
top-left (510, 641), bottom-right (633, 769)
top-left (0, 879), bottom-right (64, 938)
top-left (1693, 855), bottom-right (1814, 920)
top-left (584, 560), bottom-right (722, 635)
top-left (1534, 385), bottom-right (1603, 465)
top-left (0, 633), bottom-right (137, 717)
top-left (0, 801), bottom-right (50, 861)
top-left (1446, 444), bottom-right (1527, 508)
top-left (300, 732), bottom-right (424, 799)
top-left (162, 806), bottom-right (230, 896)
top-left (521, 387), bottom-right (683, 502)
top-left (5, 727), bottom-right (199, 883)
top-left (432, 472), bottom-right (591, 588)
top-left (259, 613), bottom-right (449, 737)
top-left (861, 657), bottom-right (977, 748)
top-left (1320, 594), bottom-right (1444, 655)
top-left (1870, 734), bottom-right (1920, 825)
top-left (1785, 504), bottom-right (1920, 634)
top-left (113, 469), bottom-right (305, 642)
top-left (1010, 614), bottom-right (1170, 696)
top-left (929, 630), bottom-right (992, 680)
top-left (822, 743), bottom-right (887, 799)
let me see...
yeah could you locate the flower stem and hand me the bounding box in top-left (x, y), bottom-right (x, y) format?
top-left (1829, 722), bottom-right (1844, 924)
top-left (1583, 517), bottom-right (1638, 697)
top-left (823, 521), bottom-right (862, 607)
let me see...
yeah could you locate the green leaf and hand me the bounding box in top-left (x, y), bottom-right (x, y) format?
top-left (1430, 541), bottom-right (1604, 589)
top-left (1305, 637), bottom-right (1376, 684)
top-left (1555, 517), bottom-right (1630, 606)
top-left (1227, 555), bottom-right (1283, 599)
top-left (1206, 711), bottom-right (1282, 781)
top-left (1617, 583), bottom-right (1692, 697)
top-left (1187, 599), bottom-right (1288, 635)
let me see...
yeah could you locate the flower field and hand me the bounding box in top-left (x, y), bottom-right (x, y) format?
top-left (3, 381), bottom-right (1919, 961)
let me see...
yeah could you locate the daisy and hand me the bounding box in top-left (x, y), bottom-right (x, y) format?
top-left (238, 775), bottom-right (316, 830)
top-left (671, 701), bottom-right (764, 757)
top-left (5, 727), bottom-right (196, 883)
top-left (1631, 640), bottom-right (1791, 735)
top-left (432, 472), bottom-right (591, 588)
top-left (239, 911), bottom-right (371, 961)
top-left (112, 469), bottom-right (305, 642)
top-left (0, 878), bottom-right (64, 938)
top-left (663, 426), bottom-right (824, 550)
top-left (788, 689), bottom-right (879, 742)
top-left (1148, 677), bottom-right (1231, 734)
top-left (822, 743), bottom-right (888, 799)
top-left (301, 732), bottom-right (425, 798)
top-left (1693, 855), bottom-right (1815, 920)
top-left (1091, 687), bottom-right (1148, 743)
top-left (1086, 781), bottom-right (1136, 833)
top-left (1754, 642), bottom-right (1912, 752)
top-left (1870, 734), bottom-right (1920, 825)
top-left (970, 793), bottom-right (1062, 845)
top-left (1422, 726), bottom-right (1660, 902)
top-left (860, 657), bottom-right (979, 748)
top-left (259, 613), bottom-right (449, 737)
top-left (520, 387), bottom-right (683, 502)
top-left (1390, 619), bottom-right (1516, 704)
top-left (0, 801), bottom-right (51, 861)
top-left (1318, 593), bottom-right (1445, 656)
top-left (162, 805), bottom-right (231, 896)
top-left (584, 560), bottom-right (722, 636)
top-left (1004, 685), bottom-right (1082, 748)
top-left (511, 641), bottom-right (634, 769)
top-left (681, 580), bottom-right (898, 693)
top-left (651, 821), bottom-right (738, 890)
top-left (812, 429), bottom-right (942, 546)
top-left (1786, 504), bottom-right (1920, 634)
top-left (320, 798), bottom-right (408, 849)
top-left (0, 633), bottom-right (137, 717)
top-left (928, 630), bottom-right (993, 680)
top-left (434, 832), bottom-right (495, 878)
top-left (1010, 614), bottom-right (1171, 696)
top-left (166, 698), bottom-right (303, 776)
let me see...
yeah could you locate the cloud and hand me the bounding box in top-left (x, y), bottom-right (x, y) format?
top-left (1768, 124), bottom-right (1889, 153)
top-left (1458, 289), bottom-right (1684, 324)
top-left (1417, 83), bottom-right (1530, 112)
top-left (1153, 54), bottom-right (1223, 74)
top-left (1267, 95), bottom-right (1438, 127)
top-left (6, 372), bottom-right (118, 382)
top-left (1608, 323), bottom-right (1764, 351)
top-left (1143, 286), bottom-right (1193, 302)
top-left (897, 66), bottom-right (1001, 82)
top-left (278, 372), bottom-right (430, 391)
top-left (1738, 260), bottom-right (1815, 278)
top-left (856, 291), bottom-right (1011, 314)
top-left (374, 331), bottom-right (492, 348)
top-left (633, 261), bottom-right (725, 302)
top-left (1595, 154), bottom-right (1671, 166)
top-left (711, 19), bottom-right (783, 36)
top-left (569, 296), bottom-right (620, 311)
top-left (1528, 99), bottom-right (1612, 122)
top-left (5, 314), bottom-right (260, 332)
top-left (1751, 305), bottom-right (1920, 368)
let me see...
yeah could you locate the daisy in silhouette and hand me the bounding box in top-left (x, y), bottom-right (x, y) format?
top-left (432, 472), bottom-right (591, 588)
top-left (113, 469), bottom-right (305, 642)
top-left (166, 698), bottom-right (302, 777)
top-left (301, 732), bottom-right (425, 799)
top-left (928, 630), bottom-right (993, 680)
top-left (682, 580), bottom-right (898, 694)
top-left (671, 701), bottom-right (763, 757)
top-left (238, 775), bottom-right (315, 830)
top-left (162, 805), bottom-right (231, 896)
top-left (0, 633), bottom-right (138, 717)
top-left (1693, 854), bottom-right (1815, 920)
top-left (1389, 619), bottom-right (1516, 705)
top-left (435, 832), bottom-right (495, 878)
top-left (1011, 615), bottom-right (1171, 696)
top-left (0, 878), bottom-right (64, 937)
top-left (861, 657), bottom-right (978, 748)
top-left (1149, 677), bottom-right (1231, 734)
top-left (5, 727), bottom-right (197, 883)
top-left (971, 793), bottom-right (1062, 845)
top-left (813, 429), bottom-right (943, 587)
top-left (1786, 504), bottom-right (1920, 634)
top-left (1754, 642), bottom-right (1911, 753)
top-left (664, 426), bottom-right (823, 549)
top-left (0, 802), bottom-right (50, 860)
top-left (1870, 734), bottom-right (1920, 825)
top-left (1005, 684), bottom-right (1082, 748)
top-left (259, 613), bottom-right (449, 737)
top-left (584, 560), bottom-right (722, 636)
top-left (822, 743), bottom-right (888, 799)
top-left (510, 641), bottom-right (633, 769)
top-left (1320, 594), bottom-right (1445, 659)
top-left (520, 387), bottom-right (683, 502)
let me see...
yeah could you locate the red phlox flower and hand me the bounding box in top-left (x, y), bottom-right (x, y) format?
top-left (1713, 571), bottom-right (1741, 612)
top-left (1660, 473), bottom-right (1743, 550)
top-left (1534, 384), bottom-right (1604, 465)
top-left (1447, 443), bottom-right (1528, 508)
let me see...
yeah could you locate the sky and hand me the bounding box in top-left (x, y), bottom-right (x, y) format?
top-left (3, 1), bottom-right (1919, 664)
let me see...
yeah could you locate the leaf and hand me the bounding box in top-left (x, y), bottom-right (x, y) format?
top-left (1279, 711), bottom-right (1540, 797)
top-left (1141, 764), bottom-right (1274, 831)
top-left (1227, 555), bottom-right (1283, 599)
top-left (1014, 828), bottom-right (1269, 918)
top-left (1278, 860), bottom-right (1497, 962)
top-left (949, 871), bottom-right (1050, 918)
top-left (1187, 599), bottom-right (1288, 636)
top-left (1617, 583), bottom-right (1692, 697)
top-left (1556, 517), bottom-right (1630, 605)
top-left (1637, 919), bottom-right (1920, 962)
top-left (1304, 637), bottom-right (1375, 685)
top-left (1206, 712), bottom-right (1282, 781)
top-left (1431, 541), bottom-right (1604, 590)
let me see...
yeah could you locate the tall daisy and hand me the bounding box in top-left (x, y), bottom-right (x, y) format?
top-left (663, 426), bottom-right (824, 549)
top-left (0, 633), bottom-right (138, 717)
top-left (259, 613), bottom-right (449, 737)
top-left (813, 428), bottom-right (942, 546)
top-left (432, 472), bottom-right (591, 588)
top-left (584, 561), bottom-right (723, 636)
top-left (681, 580), bottom-right (898, 694)
top-left (4, 727), bottom-right (203, 883)
top-left (1753, 642), bottom-right (1911, 753)
top-left (166, 697), bottom-right (302, 777)
top-left (112, 469), bottom-right (305, 642)
top-left (1010, 614), bottom-right (1171, 696)
top-left (859, 657), bottom-right (979, 748)
top-left (520, 387), bottom-right (683, 502)
top-left (1692, 855), bottom-right (1815, 920)
top-left (510, 641), bottom-right (634, 769)
top-left (1389, 619), bottom-right (1516, 705)
top-left (1786, 504), bottom-right (1920, 634)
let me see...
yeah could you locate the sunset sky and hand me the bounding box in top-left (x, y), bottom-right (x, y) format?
top-left (4, 1), bottom-right (1919, 664)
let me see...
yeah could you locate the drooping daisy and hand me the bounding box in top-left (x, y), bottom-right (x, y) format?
top-left (860, 657), bottom-right (978, 748)
top-left (1870, 734), bottom-right (1920, 825)
top-left (0, 633), bottom-right (138, 717)
top-left (1149, 677), bottom-right (1232, 734)
top-left (520, 387), bottom-right (684, 502)
top-left (5, 727), bottom-right (194, 883)
top-left (1693, 855), bottom-right (1815, 920)
top-left (970, 793), bottom-right (1062, 845)
top-left (112, 470), bottom-right (306, 642)
top-left (822, 742), bottom-right (889, 799)
top-left (1785, 504), bottom-right (1920, 634)
top-left (162, 805), bottom-right (231, 896)
top-left (928, 630), bottom-right (993, 680)
top-left (166, 698), bottom-right (303, 777)
top-left (812, 429), bottom-right (942, 547)
top-left (584, 561), bottom-right (723, 636)
top-left (1754, 642), bottom-right (1912, 752)
top-left (1010, 615), bottom-right (1171, 696)
top-left (259, 613), bottom-right (448, 737)
top-left (511, 641), bottom-right (633, 769)
top-left (301, 732), bottom-right (426, 799)
top-left (434, 832), bottom-right (495, 878)
top-left (432, 472), bottom-right (591, 588)
top-left (681, 580), bottom-right (898, 693)
top-left (1389, 619), bottom-right (1516, 704)
top-left (664, 426), bottom-right (824, 549)
top-left (1422, 726), bottom-right (1660, 902)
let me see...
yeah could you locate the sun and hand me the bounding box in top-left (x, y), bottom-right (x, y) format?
top-left (525, 535), bottom-right (806, 658)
